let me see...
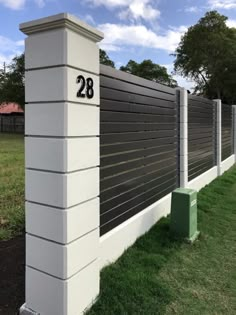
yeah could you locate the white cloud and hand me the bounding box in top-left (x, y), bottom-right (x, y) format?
top-left (0, 0), bottom-right (25, 10)
top-left (98, 23), bottom-right (187, 52)
top-left (0, 0), bottom-right (47, 9)
top-left (87, 0), bottom-right (160, 21)
top-left (118, 0), bottom-right (160, 21)
top-left (0, 36), bottom-right (24, 69)
top-left (84, 14), bottom-right (96, 25)
top-left (208, 0), bottom-right (236, 9)
top-left (0, 36), bottom-right (24, 52)
top-left (227, 19), bottom-right (236, 27)
top-left (34, 0), bottom-right (45, 8)
top-left (184, 6), bottom-right (201, 13)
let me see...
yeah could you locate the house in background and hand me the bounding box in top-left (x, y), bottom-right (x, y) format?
top-left (0, 103), bottom-right (24, 133)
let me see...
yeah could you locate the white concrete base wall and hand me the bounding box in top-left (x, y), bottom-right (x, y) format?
top-left (187, 166), bottom-right (218, 192)
top-left (221, 154), bottom-right (235, 174)
top-left (99, 193), bottom-right (172, 270)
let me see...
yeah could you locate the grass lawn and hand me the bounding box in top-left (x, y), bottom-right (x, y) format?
top-left (88, 166), bottom-right (236, 315)
top-left (0, 133), bottom-right (24, 240)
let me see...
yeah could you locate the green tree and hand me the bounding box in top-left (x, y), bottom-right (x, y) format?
top-left (120, 59), bottom-right (178, 87)
top-left (173, 11), bottom-right (236, 103)
top-left (0, 54), bottom-right (25, 109)
top-left (100, 49), bottom-right (115, 68)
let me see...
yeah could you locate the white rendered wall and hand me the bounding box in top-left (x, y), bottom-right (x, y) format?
top-left (221, 155), bottom-right (235, 174)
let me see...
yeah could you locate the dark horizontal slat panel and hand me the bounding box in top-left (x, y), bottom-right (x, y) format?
top-left (222, 147), bottom-right (232, 155)
top-left (101, 177), bottom-right (176, 225)
top-left (188, 104), bottom-right (214, 115)
top-left (222, 131), bottom-right (232, 135)
top-left (222, 144), bottom-right (232, 151)
top-left (101, 148), bottom-right (176, 178)
top-left (101, 137), bottom-right (175, 156)
top-left (100, 64), bottom-right (175, 95)
top-left (101, 130), bottom-right (176, 144)
top-left (189, 95), bottom-right (215, 106)
top-left (188, 133), bottom-right (213, 141)
top-left (188, 126), bottom-right (213, 135)
top-left (101, 76), bottom-right (175, 102)
top-left (189, 150), bottom-right (214, 165)
top-left (188, 116), bottom-right (214, 124)
top-left (189, 159), bottom-right (214, 177)
top-left (222, 132), bottom-right (232, 137)
top-left (189, 157), bottom-right (214, 170)
top-left (189, 158), bottom-right (214, 177)
top-left (100, 160), bottom-right (177, 203)
top-left (101, 144), bottom-right (175, 167)
top-left (221, 140), bottom-right (232, 147)
top-left (101, 110), bottom-right (176, 123)
top-left (101, 151), bottom-right (176, 190)
top-left (100, 183), bottom-right (177, 236)
top-left (101, 99), bottom-right (176, 115)
top-left (188, 162), bottom-right (214, 181)
top-left (101, 87), bottom-right (176, 109)
top-left (188, 110), bottom-right (213, 119)
top-left (188, 141), bottom-right (213, 153)
top-left (101, 170), bottom-right (176, 215)
top-left (222, 138), bottom-right (232, 144)
top-left (100, 66), bottom-right (178, 235)
top-left (188, 123), bottom-right (213, 134)
top-left (222, 151), bottom-right (232, 161)
top-left (101, 122), bottom-right (176, 133)
top-left (188, 137), bottom-right (214, 149)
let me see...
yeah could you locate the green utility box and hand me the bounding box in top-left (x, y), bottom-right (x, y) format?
top-left (170, 188), bottom-right (200, 242)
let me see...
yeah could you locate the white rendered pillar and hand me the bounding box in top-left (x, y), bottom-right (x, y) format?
top-left (215, 99), bottom-right (222, 176)
top-left (19, 14), bottom-right (103, 315)
top-left (232, 105), bottom-right (236, 162)
top-left (177, 88), bottom-right (188, 188)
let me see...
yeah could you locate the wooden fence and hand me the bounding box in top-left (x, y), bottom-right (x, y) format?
top-left (0, 114), bottom-right (24, 133)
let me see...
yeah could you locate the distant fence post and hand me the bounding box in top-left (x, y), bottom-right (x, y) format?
top-left (20, 14), bottom-right (103, 315)
top-left (215, 99), bottom-right (222, 176)
top-left (177, 88), bottom-right (188, 187)
top-left (233, 105), bottom-right (236, 162)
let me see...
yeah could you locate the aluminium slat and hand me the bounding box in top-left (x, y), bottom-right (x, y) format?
top-left (101, 150), bottom-right (176, 178)
top-left (101, 110), bottom-right (176, 123)
top-left (188, 162), bottom-right (214, 181)
top-left (100, 183), bottom-right (177, 235)
top-left (101, 99), bottom-right (176, 114)
top-left (101, 145), bottom-right (176, 167)
top-left (101, 177), bottom-right (176, 223)
top-left (101, 87), bottom-right (175, 107)
top-left (188, 95), bottom-right (215, 105)
top-left (101, 170), bottom-right (176, 214)
top-left (101, 130), bottom-right (177, 144)
top-left (101, 76), bottom-right (175, 102)
top-left (101, 137), bottom-right (175, 156)
top-left (101, 122), bottom-right (176, 133)
top-left (100, 64), bottom-right (175, 95)
top-left (101, 152), bottom-right (176, 190)
top-left (100, 160), bottom-right (177, 202)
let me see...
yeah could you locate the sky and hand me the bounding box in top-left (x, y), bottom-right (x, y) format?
top-left (0, 0), bottom-right (236, 90)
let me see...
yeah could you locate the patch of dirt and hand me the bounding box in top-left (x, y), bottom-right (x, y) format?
top-left (0, 235), bottom-right (25, 315)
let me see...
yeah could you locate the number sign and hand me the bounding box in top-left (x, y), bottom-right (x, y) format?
top-left (76, 75), bottom-right (94, 99)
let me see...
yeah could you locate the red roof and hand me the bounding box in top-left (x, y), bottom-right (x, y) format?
top-left (0, 103), bottom-right (23, 114)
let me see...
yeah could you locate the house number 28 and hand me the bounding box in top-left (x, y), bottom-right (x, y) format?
top-left (76, 75), bottom-right (94, 99)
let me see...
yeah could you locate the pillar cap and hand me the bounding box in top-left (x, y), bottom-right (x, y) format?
top-left (20, 13), bottom-right (104, 42)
